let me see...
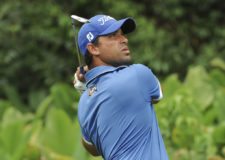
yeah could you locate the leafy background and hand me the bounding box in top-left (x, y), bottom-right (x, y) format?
top-left (0, 0), bottom-right (225, 159)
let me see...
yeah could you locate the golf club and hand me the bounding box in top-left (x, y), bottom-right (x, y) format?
top-left (71, 15), bottom-right (89, 92)
top-left (71, 15), bottom-right (89, 74)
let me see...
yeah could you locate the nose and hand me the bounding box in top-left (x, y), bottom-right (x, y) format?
top-left (120, 34), bottom-right (128, 44)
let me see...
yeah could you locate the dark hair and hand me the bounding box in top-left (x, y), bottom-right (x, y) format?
top-left (84, 37), bottom-right (99, 66)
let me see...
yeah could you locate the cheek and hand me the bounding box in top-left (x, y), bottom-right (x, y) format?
top-left (105, 41), bottom-right (117, 49)
top-left (101, 42), bottom-right (119, 54)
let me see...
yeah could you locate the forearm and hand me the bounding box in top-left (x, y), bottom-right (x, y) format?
top-left (81, 138), bottom-right (100, 156)
top-left (151, 99), bottom-right (160, 104)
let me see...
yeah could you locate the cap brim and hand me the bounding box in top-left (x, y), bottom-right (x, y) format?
top-left (99, 18), bottom-right (136, 36)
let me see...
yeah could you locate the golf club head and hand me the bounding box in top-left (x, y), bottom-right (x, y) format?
top-left (71, 15), bottom-right (89, 23)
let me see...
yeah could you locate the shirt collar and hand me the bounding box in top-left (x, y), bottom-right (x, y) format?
top-left (85, 65), bottom-right (127, 87)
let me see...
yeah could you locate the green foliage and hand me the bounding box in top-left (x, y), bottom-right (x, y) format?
top-left (184, 66), bottom-right (214, 110)
top-left (0, 0), bottom-right (76, 105)
top-left (0, 108), bottom-right (32, 160)
top-left (1, 82), bottom-right (26, 112)
top-left (35, 83), bottom-right (79, 120)
top-left (38, 108), bottom-right (89, 160)
top-left (41, 108), bottom-right (77, 156)
top-left (155, 63), bottom-right (225, 160)
top-left (0, 100), bottom-right (11, 120)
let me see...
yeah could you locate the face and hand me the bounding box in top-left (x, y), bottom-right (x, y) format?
top-left (94, 29), bottom-right (132, 66)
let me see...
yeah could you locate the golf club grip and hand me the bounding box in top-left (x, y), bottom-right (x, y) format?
top-left (80, 66), bottom-right (86, 75)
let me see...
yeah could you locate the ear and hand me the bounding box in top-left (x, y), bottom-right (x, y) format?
top-left (86, 43), bottom-right (99, 56)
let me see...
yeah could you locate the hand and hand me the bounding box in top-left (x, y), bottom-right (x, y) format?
top-left (73, 66), bottom-right (89, 93)
top-left (74, 66), bottom-right (88, 83)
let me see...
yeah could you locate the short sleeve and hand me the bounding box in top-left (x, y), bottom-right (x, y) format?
top-left (133, 64), bottom-right (163, 102)
top-left (81, 128), bottom-right (93, 145)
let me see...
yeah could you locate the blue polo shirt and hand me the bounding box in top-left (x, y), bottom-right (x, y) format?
top-left (78, 64), bottom-right (168, 160)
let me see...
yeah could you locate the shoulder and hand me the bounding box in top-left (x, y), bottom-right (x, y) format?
top-left (130, 64), bottom-right (152, 71)
top-left (129, 64), bottom-right (159, 89)
top-left (129, 64), bottom-right (154, 77)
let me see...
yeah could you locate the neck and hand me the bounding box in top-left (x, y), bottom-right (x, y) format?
top-left (88, 58), bottom-right (112, 70)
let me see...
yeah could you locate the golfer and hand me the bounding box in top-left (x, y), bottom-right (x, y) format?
top-left (74, 14), bottom-right (169, 160)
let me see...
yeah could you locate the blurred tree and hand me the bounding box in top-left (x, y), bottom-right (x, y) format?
top-left (0, 0), bottom-right (76, 106)
top-left (130, 0), bottom-right (225, 77)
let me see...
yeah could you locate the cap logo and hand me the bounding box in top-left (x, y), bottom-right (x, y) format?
top-left (98, 16), bottom-right (114, 25)
top-left (86, 32), bottom-right (94, 42)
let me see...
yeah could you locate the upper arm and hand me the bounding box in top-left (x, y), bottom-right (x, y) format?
top-left (151, 78), bottom-right (163, 103)
top-left (134, 64), bottom-right (163, 102)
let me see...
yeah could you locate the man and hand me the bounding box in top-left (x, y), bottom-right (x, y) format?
top-left (73, 14), bottom-right (169, 160)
